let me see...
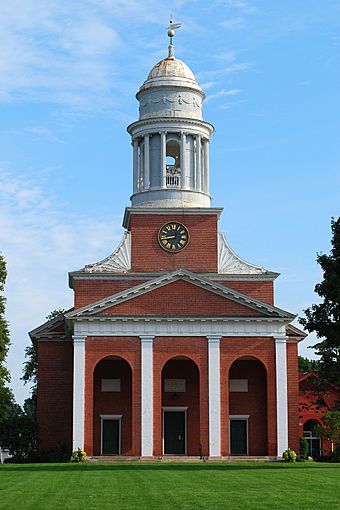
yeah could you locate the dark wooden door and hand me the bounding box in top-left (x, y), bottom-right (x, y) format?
top-left (164, 411), bottom-right (186, 454)
top-left (102, 419), bottom-right (120, 455)
top-left (230, 420), bottom-right (247, 455)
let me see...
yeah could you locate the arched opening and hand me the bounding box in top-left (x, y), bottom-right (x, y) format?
top-left (228, 356), bottom-right (267, 455)
top-left (166, 139), bottom-right (181, 187)
top-left (93, 356), bottom-right (132, 456)
top-left (162, 356), bottom-right (200, 455)
top-left (303, 420), bottom-right (321, 458)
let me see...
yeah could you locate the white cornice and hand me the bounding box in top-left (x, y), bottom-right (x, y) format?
top-left (73, 316), bottom-right (287, 338)
top-left (123, 206), bottom-right (223, 229)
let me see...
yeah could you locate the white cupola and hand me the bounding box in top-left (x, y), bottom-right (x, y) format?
top-left (127, 22), bottom-right (214, 208)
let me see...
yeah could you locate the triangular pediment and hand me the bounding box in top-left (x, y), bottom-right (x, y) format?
top-left (66, 269), bottom-right (294, 320)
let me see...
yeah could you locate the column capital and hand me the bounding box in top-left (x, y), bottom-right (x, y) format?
top-left (274, 336), bottom-right (287, 344)
top-left (72, 335), bottom-right (86, 344)
top-left (207, 335), bottom-right (221, 343)
top-left (140, 335), bottom-right (154, 343)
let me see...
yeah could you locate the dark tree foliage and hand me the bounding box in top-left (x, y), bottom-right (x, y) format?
top-left (298, 356), bottom-right (319, 373)
top-left (299, 217), bottom-right (340, 388)
top-left (0, 254), bottom-right (13, 419)
top-left (22, 308), bottom-right (66, 391)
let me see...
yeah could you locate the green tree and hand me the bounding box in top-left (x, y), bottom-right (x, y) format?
top-left (22, 308), bottom-right (66, 394)
top-left (299, 217), bottom-right (340, 389)
top-left (298, 356), bottom-right (319, 373)
top-left (0, 254), bottom-right (13, 420)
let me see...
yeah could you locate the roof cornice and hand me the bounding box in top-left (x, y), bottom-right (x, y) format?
top-left (123, 206), bottom-right (223, 229)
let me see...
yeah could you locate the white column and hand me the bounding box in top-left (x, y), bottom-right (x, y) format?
top-left (180, 131), bottom-right (187, 189)
top-left (144, 134), bottom-right (150, 190)
top-left (72, 335), bottom-right (86, 452)
top-left (204, 139), bottom-right (210, 194)
top-left (133, 138), bottom-right (139, 193)
top-left (275, 336), bottom-right (288, 456)
top-left (140, 335), bottom-right (154, 457)
top-left (207, 335), bottom-right (221, 457)
top-left (161, 131), bottom-right (167, 189)
top-left (196, 135), bottom-right (202, 191)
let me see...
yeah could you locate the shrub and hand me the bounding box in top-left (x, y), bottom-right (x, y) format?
top-left (282, 449), bottom-right (297, 462)
top-left (299, 437), bottom-right (309, 460)
top-left (72, 448), bottom-right (86, 462)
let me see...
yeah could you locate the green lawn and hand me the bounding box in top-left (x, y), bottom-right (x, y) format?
top-left (0, 462), bottom-right (340, 510)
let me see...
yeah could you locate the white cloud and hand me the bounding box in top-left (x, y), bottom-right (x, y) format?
top-left (219, 17), bottom-right (246, 29)
top-left (24, 126), bottom-right (64, 143)
top-left (206, 88), bottom-right (241, 101)
top-left (0, 167), bottom-right (122, 402)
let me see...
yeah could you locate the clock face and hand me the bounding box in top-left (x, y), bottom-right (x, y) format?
top-left (158, 222), bottom-right (190, 253)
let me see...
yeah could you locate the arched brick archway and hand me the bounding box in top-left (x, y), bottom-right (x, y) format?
top-left (152, 336), bottom-right (209, 457)
top-left (161, 356), bottom-right (200, 456)
top-left (228, 356), bottom-right (268, 455)
top-left (92, 356), bottom-right (132, 456)
top-left (84, 336), bottom-right (141, 457)
top-left (219, 337), bottom-right (277, 456)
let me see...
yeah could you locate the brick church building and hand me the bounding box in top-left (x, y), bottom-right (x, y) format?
top-left (30, 28), bottom-right (306, 459)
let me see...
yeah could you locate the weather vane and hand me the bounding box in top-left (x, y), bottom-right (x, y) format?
top-left (167, 18), bottom-right (182, 45)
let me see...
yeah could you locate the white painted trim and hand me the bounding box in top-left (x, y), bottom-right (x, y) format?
top-left (230, 415), bottom-right (250, 419)
top-left (275, 336), bottom-right (288, 456)
top-left (100, 415), bottom-right (122, 455)
top-left (229, 416), bottom-right (249, 455)
top-left (141, 336), bottom-right (154, 457)
top-left (163, 406), bottom-right (188, 411)
top-left (72, 335), bottom-right (86, 452)
top-left (73, 318), bottom-right (287, 338)
top-left (207, 336), bottom-right (221, 457)
top-left (162, 407), bottom-right (187, 455)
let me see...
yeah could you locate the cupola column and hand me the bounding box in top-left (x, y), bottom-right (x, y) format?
top-left (195, 135), bottom-right (202, 191)
top-left (133, 138), bottom-right (139, 193)
top-left (203, 138), bottom-right (210, 194)
top-left (144, 134), bottom-right (150, 190)
top-left (180, 131), bottom-right (187, 189)
top-left (161, 131), bottom-right (167, 189)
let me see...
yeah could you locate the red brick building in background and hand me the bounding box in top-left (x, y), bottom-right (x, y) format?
top-left (299, 372), bottom-right (338, 458)
top-left (30, 29), bottom-right (307, 459)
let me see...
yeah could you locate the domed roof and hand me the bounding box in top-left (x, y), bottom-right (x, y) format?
top-left (138, 45), bottom-right (204, 96)
top-left (147, 57), bottom-right (196, 81)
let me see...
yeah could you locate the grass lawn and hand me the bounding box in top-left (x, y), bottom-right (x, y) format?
top-left (1, 462), bottom-right (340, 510)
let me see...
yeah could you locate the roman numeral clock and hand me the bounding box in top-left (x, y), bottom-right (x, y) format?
top-left (158, 222), bottom-right (189, 252)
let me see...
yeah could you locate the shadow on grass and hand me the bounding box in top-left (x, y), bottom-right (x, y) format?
top-left (1, 462), bottom-right (338, 473)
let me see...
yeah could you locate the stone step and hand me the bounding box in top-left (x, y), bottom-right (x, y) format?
top-left (87, 455), bottom-right (278, 463)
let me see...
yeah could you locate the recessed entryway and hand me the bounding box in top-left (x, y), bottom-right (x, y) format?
top-left (163, 408), bottom-right (187, 455)
top-left (101, 415), bottom-right (122, 455)
top-left (230, 416), bottom-right (249, 455)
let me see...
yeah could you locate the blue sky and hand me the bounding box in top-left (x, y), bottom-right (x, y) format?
top-left (0, 0), bottom-right (339, 403)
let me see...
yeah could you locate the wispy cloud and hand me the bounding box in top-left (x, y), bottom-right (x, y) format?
top-left (219, 99), bottom-right (246, 110)
top-left (24, 126), bottom-right (64, 143)
top-left (0, 167), bottom-right (122, 402)
top-left (219, 17), bottom-right (246, 30)
top-left (206, 88), bottom-right (241, 101)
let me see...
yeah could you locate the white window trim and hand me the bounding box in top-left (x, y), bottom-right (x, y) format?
top-left (100, 414), bottom-right (122, 456)
top-left (229, 415), bottom-right (249, 455)
top-left (162, 407), bottom-right (188, 456)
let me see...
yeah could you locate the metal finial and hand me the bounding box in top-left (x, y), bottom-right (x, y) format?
top-left (167, 19), bottom-right (182, 38)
